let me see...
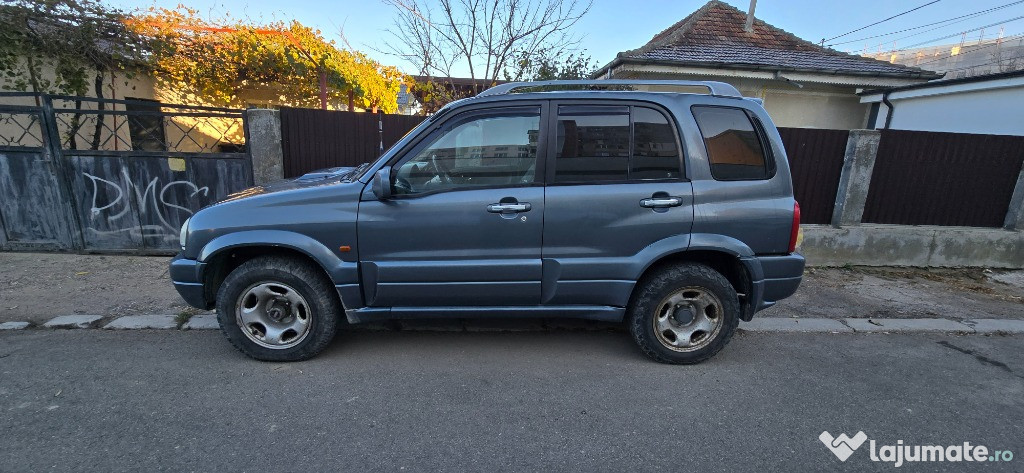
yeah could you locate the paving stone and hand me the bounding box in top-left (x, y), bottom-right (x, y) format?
top-left (103, 314), bottom-right (177, 330)
top-left (0, 321), bottom-right (30, 330)
top-left (741, 318), bottom-right (852, 333)
top-left (843, 318), bottom-right (973, 333)
top-left (963, 319), bottom-right (1024, 334)
top-left (183, 313), bottom-right (220, 330)
top-left (43, 315), bottom-right (102, 329)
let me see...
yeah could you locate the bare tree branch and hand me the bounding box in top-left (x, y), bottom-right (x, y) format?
top-left (382, 0), bottom-right (592, 89)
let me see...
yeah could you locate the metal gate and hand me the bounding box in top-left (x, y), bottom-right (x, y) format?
top-left (0, 93), bottom-right (253, 252)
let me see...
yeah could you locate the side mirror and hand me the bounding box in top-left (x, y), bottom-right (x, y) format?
top-left (371, 167), bottom-right (392, 200)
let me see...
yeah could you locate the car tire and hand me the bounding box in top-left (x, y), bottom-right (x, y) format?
top-left (215, 255), bottom-right (340, 361)
top-left (628, 263), bottom-right (740, 364)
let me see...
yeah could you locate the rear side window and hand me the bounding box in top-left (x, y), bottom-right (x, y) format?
top-left (692, 106), bottom-right (771, 180)
top-left (632, 107), bottom-right (681, 179)
top-left (554, 105), bottom-right (681, 183)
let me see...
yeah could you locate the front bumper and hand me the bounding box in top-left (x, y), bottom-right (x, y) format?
top-left (170, 253), bottom-right (209, 309)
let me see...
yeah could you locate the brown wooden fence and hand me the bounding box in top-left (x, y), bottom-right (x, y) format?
top-left (863, 129), bottom-right (1024, 227)
top-left (280, 107), bottom-right (425, 177)
top-left (777, 127), bottom-right (849, 224)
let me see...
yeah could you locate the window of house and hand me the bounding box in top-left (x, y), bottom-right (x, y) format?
top-left (691, 106), bottom-right (771, 180)
top-left (124, 98), bottom-right (167, 152)
top-left (553, 105), bottom-right (681, 183)
top-left (392, 109), bottom-right (540, 194)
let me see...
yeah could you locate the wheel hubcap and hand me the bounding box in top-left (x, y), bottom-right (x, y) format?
top-left (236, 282), bottom-right (311, 349)
top-left (653, 287), bottom-right (724, 352)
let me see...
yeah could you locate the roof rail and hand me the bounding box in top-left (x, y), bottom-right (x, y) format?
top-left (476, 80), bottom-right (743, 98)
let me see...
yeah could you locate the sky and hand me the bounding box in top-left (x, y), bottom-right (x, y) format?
top-left (106, 0), bottom-right (1024, 76)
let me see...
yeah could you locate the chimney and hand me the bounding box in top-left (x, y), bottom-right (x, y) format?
top-left (744, 0), bottom-right (757, 33)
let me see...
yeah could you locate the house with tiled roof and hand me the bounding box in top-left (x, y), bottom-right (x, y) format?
top-left (594, 0), bottom-right (942, 129)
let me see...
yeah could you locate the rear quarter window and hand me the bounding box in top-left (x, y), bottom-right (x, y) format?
top-left (691, 106), bottom-right (773, 181)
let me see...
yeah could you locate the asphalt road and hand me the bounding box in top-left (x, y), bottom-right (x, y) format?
top-left (1, 330), bottom-right (1022, 472)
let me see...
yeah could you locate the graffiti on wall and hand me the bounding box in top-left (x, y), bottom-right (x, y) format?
top-left (82, 168), bottom-right (209, 241)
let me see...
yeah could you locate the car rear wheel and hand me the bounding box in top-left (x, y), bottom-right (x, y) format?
top-left (216, 255), bottom-right (340, 361)
top-left (628, 263), bottom-right (739, 364)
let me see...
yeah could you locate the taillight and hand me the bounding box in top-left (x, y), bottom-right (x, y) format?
top-left (789, 201), bottom-right (801, 253)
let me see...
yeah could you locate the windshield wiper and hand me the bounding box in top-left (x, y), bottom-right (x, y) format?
top-left (343, 162), bottom-right (370, 182)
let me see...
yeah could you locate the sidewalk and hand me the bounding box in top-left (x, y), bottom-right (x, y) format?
top-left (2, 252), bottom-right (1022, 326)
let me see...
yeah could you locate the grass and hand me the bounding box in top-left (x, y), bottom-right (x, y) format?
top-left (174, 308), bottom-right (201, 329)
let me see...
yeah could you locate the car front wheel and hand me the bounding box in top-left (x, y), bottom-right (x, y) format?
top-left (215, 255), bottom-right (340, 361)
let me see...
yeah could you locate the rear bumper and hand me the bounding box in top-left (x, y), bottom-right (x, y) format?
top-left (170, 253), bottom-right (209, 310)
top-left (743, 253), bottom-right (805, 317)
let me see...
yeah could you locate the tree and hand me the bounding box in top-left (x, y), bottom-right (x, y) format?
top-left (0, 0), bottom-right (155, 149)
top-left (503, 47), bottom-right (596, 81)
top-left (0, 0), bottom-right (152, 96)
top-left (132, 7), bottom-right (409, 112)
top-left (383, 0), bottom-right (592, 93)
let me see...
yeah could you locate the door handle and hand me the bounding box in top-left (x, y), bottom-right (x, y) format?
top-left (640, 196), bottom-right (683, 208)
top-left (487, 202), bottom-right (532, 213)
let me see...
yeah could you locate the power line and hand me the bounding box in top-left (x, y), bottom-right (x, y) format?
top-left (827, 0), bottom-right (1024, 47)
top-left (822, 0), bottom-right (943, 44)
top-left (860, 13), bottom-right (1024, 53)
top-left (869, 15), bottom-right (1024, 56)
top-left (901, 34), bottom-right (1024, 69)
top-left (898, 15), bottom-right (1024, 51)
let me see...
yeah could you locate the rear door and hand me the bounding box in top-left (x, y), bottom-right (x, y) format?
top-left (541, 101), bottom-right (694, 307)
top-left (357, 103), bottom-right (548, 307)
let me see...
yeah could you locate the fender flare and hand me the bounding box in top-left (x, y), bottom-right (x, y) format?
top-left (198, 230), bottom-right (357, 285)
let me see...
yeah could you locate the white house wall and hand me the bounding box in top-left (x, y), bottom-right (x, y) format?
top-left (862, 82), bottom-right (1024, 136)
top-left (603, 66), bottom-right (922, 130)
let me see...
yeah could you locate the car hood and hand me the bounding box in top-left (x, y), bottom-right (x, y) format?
top-left (218, 166), bottom-right (362, 203)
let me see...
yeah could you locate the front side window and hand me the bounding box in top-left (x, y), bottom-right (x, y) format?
top-left (393, 109), bottom-right (540, 195)
top-left (554, 105), bottom-right (681, 183)
top-left (555, 106), bottom-right (630, 182)
top-left (692, 106), bottom-right (771, 180)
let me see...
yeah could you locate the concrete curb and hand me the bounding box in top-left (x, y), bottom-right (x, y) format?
top-left (103, 314), bottom-right (177, 330)
top-left (4, 315), bottom-right (1024, 335)
top-left (42, 315), bottom-right (102, 329)
top-left (182, 313), bottom-right (219, 330)
top-left (842, 318), bottom-right (974, 334)
top-left (739, 318), bottom-right (852, 333)
top-left (0, 321), bottom-right (30, 330)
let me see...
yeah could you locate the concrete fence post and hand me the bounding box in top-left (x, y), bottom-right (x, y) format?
top-left (1004, 161), bottom-right (1024, 231)
top-left (831, 129), bottom-right (881, 228)
top-left (245, 109), bottom-right (284, 185)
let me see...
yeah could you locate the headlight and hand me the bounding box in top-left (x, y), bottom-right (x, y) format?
top-left (180, 217), bottom-right (190, 250)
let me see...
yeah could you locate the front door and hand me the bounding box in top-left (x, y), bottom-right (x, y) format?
top-left (357, 105), bottom-right (547, 307)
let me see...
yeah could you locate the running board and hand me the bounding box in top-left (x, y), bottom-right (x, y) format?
top-left (345, 305), bottom-right (625, 324)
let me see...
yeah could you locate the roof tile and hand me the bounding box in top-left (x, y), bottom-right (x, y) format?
top-left (619, 1), bottom-right (938, 78)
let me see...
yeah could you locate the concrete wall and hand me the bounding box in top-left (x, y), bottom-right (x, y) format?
top-left (801, 224), bottom-right (1024, 268)
top-left (246, 109), bottom-right (284, 185)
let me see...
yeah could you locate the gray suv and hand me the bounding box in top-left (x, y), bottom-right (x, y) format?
top-left (171, 80), bottom-right (804, 364)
